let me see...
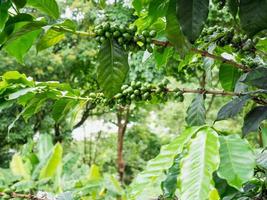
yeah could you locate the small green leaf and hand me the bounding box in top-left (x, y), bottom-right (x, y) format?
top-left (180, 128), bottom-right (220, 200)
top-left (239, 0), bottom-right (267, 36)
top-left (27, 0), bottom-right (60, 19)
top-left (219, 64), bottom-right (240, 91)
top-left (97, 39), bottom-right (129, 97)
top-left (37, 134), bottom-right (53, 160)
top-left (218, 135), bottom-right (255, 190)
top-left (216, 95), bottom-right (250, 121)
top-left (177, 0), bottom-right (209, 42)
top-left (39, 143), bottom-right (63, 179)
top-left (37, 29), bottom-right (65, 52)
top-left (186, 94), bottom-right (206, 126)
top-left (242, 66), bottom-right (267, 89)
top-left (52, 98), bottom-right (77, 123)
top-left (242, 106), bottom-right (267, 136)
top-left (132, 0), bottom-right (142, 13)
top-left (165, 0), bottom-right (190, 57)
top-left (256, 38), bottom-right (267, 52)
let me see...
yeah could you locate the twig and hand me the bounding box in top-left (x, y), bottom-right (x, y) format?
top-left (151, 39), bottom-right (251, 72)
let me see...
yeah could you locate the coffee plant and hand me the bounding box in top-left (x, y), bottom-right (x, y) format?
top-left (0, 0), bottom-right (267, 199)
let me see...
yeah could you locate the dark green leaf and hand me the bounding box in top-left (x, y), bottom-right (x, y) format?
top-left (97, 39), bottom-right (129, 97)
top-left (154, 47), bottom-right (173, 68)
top-left (242, 106), bottom-right (267, 136)
top-left (177, 0), bottom-right (209, 42)
top-left (242, 67), bottom-right (267, 89)
top-left (12, 0), bottom-right (27, 8)
top-left (219, 64), bottom-right (240, 91)
top-left (165, 0), bottom-right (190, 57)
top-left (161, 156), bottom-right (180, 199)
top-left (52, 98), bottom-right (77, 123)
top-left (27, 0), bottom-right (60, 19)
top-left (186, 94), bottom-right (206, 126)
top-left (132, 0), bottom-right (142, 13)
top-left (216, 95), bottom-right (250, 121)
top-left (227, 0), bottom-right (238, 18)
top-left (239, 0), bottom-right (267, 36)
top-left (0, 0), bottom-right (11, 32)
top-left (37, 29), bottom-right (65, 52)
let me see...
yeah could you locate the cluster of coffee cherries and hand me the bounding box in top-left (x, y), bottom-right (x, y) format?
top-left (93, 22), bottom-right (156, 53)
top-left (202, 26), bottom-right (257, 56)
top-left (111, 79), bottom-right (184, 106)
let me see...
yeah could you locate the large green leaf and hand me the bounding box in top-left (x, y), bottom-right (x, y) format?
top-left (97, 39), bottom-right (129, 97)
top-left (165, 0), bottom-right (190, 56)
top-left (242, 106), bottom-right (267, 136)
top-left (180, 128), bottom-right (220, 200)
top-left (130, 127), bottom-right (203, 199)
top-left (10, 154), bottom-right (31, 180)
top-left (219, 64), bottom-right (240, 91)
top-left (39, 143), bottom-right (63, 179)
top-left (186, 94), bottom-right (206, 126)
top-left (239, 0), bottom-right (267, 36)
top-left (52, 98), bottom-right (78, 123)
top-left (216, 95), bottom-right (250, 122)
top-left (217, 135), bottom-right (255, 190)
top-left (27, 0), bottom-right (60, 19)
top-left (242, 66), bottom-right (267, 89)
top-left (176, 0), bottom-right (209, 42)
top-left (148, 0), bottom-right (169, 23)
top-left (37, 29), bottom-right (65, 52)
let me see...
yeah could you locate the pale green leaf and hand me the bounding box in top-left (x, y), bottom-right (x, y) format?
top-left (130, 126), bottom-right (203, 199)
top-left (186, 94), bottom-right (206, 126)
top-left (217, 134), bottom-right (255, 190)
top-left (27, 0), bottom-right (60, 19)
top-left (37, 29), bottom-right (65, 52)
top-left (37, 134), bottom-right (53, 160)
top-left (10, 154), bottom-right (31, 180)
top-left (180, 128), bottom-right (220, 200)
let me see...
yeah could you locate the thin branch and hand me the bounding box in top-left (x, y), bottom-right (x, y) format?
top-left (151, 39), bottom-right (251, 72)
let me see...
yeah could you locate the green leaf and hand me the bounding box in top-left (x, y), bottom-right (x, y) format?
top-left (27, 0), bottom-right (60, 19)
top-left (180, 128), bottom-right (220, 200)
top-left (239, 0), bottom-right (267, 36)
top-left (97, 39), bottom-right (129, 97)
top-left (12, 0), bottom-right (27, 9)
top-left (3, 71), bottom-right (33, 86)
top-left (216, 95), bottom-right (250, 121)
top-left (177, 0), bottom-right (209, 42)
top-left (130, 126), bottom-right (203, 199)
top-left (37, 134), bottom-right (53, 160)
top-left (39, 143), bottom-right (63, 179)
top-left (227, 0), bottom-right (239, 18)
top-left (186, 94), bottom-right (206, 126)
top-left (10, 154), bottom-right (31, 180)
top-left (154, 47), bottom-right (173, 68)
top-left (0, 0), bottom-right (11, 32)
top-left (165, 0), bottom-right (190, 57)
top-left (217, 135), bottom-right (255, 190)
top-left (52, 98), bottom-right (77, 123)
top-left (148, 0), bottom-right (169, 23)
top-left (256, 38), bottom-right (267, 52)
top-left (219, 64), bottom-right (240, 91)
top-left (132, 0), bottom-right (142, 13)
top-left (242, 106), bottom-right (267, 136)
top-left (37, 29), bottom-right (65, 52)
top-left (57, 19), bottom-right (77, 31)
top-left (242, 67), bottom-right (267, 89)
top-left (161, 156), bottom-right (180, 199)
top-left (4, 22), bottom-right (43, 62)
top-left (8, 87), bottom-right (37, 100)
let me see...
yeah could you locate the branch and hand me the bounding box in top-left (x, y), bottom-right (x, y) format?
top-left (151, 39), bottom-right (251, 72)
top-left (0, 192), bottom-right (48, 200)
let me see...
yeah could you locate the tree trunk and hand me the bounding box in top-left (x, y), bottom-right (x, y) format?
top-left (116, 106), bottom-right (129, 183)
